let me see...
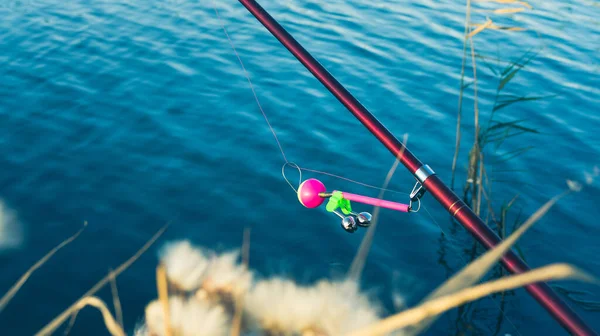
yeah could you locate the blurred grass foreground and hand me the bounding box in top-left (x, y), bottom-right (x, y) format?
top-left (1, 181), bottom-right (598, 336)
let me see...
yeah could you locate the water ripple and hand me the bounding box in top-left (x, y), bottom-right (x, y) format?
top-left (0, 0), bottom-right (599, 335)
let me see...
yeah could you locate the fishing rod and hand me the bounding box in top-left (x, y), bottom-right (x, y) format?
top-left (235, 0), bottom-right (596, 334)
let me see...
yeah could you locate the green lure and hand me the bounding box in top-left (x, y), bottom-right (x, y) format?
top-left (325, 191), bottom-right (352, 215)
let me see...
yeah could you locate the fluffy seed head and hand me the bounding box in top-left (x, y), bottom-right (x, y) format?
top-left (202, 250), bottom-right (252, 297)
top-left (145, 296), bottom-right (229, 336)
top-left (245, 278), bottom-right (381, 335)
top-left (159, 240), bottom-right (211, 291)
top-left (160, 241), bottom-right (253, 299)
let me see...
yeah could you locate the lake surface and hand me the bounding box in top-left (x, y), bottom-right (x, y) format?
top-left (1, 0), bottom-right (599, 335)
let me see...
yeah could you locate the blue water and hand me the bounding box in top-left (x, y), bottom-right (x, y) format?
top-left (1, 0), bottom-right (599, 335)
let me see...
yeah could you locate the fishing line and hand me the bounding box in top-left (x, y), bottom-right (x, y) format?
top-left (212, 2), bottom-right (409, 197)
top-left (212, 3), bottom-right (288, 163)
top-left (211, 2), bottom-right (596, 334)
top-left (214, 3), bottom-right (522, 333)
top-left (281, 161), bottom-right (301, 193)
top-left (299, 166), bottom-right (411, 196)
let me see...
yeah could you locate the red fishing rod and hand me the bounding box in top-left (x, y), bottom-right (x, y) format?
top-left (235, 0), bottom-right (596, 334)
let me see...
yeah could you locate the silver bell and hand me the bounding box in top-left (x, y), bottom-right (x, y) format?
top-left (341, 216), bottom-right (357, 233)
top-left (355, 212), bottom-right (372, 227)
top-left (334, 210), bottom-right (357, 233)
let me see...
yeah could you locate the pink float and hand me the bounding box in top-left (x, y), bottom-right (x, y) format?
top-left (297, 178), bottom-right (327, 208)
top-left (297, 178), bottom-right (409, 212)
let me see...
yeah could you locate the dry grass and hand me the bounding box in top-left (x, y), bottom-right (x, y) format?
top-left (395, 188), bottom-right (579, 335)
top-left (446, 0), bottom-right (542, 332)
top-left (349, 263), bottom-right (596, 336)
top-left (450, 0), bottom-right (532, 193)
top-left (442, 0), bottom-right (600, 333)
top-left (475, 0), bottom-right (533, 9)
top-left (230, 228), bottom-right (250, 336)
top-left (348, 133), bottom-right (408, 282)
top-left (109, 268), bottom-right (124, 331)
top-left (1, 187), bottom-right (596, 336)
top-left (34, 184), bottom-right (592, 336)
top-left (34, 224), bottom-right (169, 335)
top-left (449, 0), bottom-right (472, 189)
top-left (156, 264), bottom-right (173, 336)
top-left (68, 297), bottom-right (125, 336)
top-left (0, 222), bottom-right (87, 314)
top-left (468, 19), bottom-right (493, 38)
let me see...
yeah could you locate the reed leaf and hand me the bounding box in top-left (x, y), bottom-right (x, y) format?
top-left (486, 130), bottom-right (530, 148)
top-left (68, 297), bottom-right (125, 336)
top-left (469, 19), bottom-right (493, 38)
top-left (401, 190), bottom-right (574, 335)
top-left (552, 285), bottom-right (600, 311)
top-left (493, 8), bottom-right (526, 14)
top-left (493, 94), bottom-right (557, 112)
top-left (35, 224), bottom-right (169, 336)
top-left (492, 145), bottom-right (534, 163)
top-left (156, 264), bottom-right (172, 336)
top-left (474, 0), bottom-right (533, 9)
top-left (0, 223), bottom-right (87, 314)
top-left (471, 23), bottom-right (527, 32)
top-left (486, 119), bottom-right (539, 134)
top-left (475, 54), bottom-right (500, 75)
top-left (499, 49), bottom-right (537, 80)
top-left (350, 264), bottom-right (597, 336)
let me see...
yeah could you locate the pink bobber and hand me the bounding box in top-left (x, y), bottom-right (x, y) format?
top-left (297, 178), bottom-right (326, 208)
